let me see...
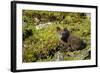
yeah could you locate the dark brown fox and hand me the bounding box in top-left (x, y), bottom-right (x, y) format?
top-left (56, 27), bottom-right (86, 51)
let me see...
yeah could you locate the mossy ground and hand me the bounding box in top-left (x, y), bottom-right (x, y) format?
top-left (22, 10), bottom-right (91, 62)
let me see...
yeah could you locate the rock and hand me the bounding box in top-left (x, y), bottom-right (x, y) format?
top-left (36, 22), bottom-right (52, 29)
top-left (55, 51), bottom-right (64, 61)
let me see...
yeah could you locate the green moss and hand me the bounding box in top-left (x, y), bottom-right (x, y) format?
top-left (22, 10), bottom-right (91, 62)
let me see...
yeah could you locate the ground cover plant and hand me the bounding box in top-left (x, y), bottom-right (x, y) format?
top-left (22, 10), bottom-right (91, 62)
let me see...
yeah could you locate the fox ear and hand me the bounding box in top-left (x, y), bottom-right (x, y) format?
top-left (63, 28), bottom-right (68, 31)
top-left (56, 27), bottom-right (61, 32)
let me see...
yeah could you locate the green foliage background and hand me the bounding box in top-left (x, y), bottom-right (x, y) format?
top-left (22, 10), bottom-right (91, 62)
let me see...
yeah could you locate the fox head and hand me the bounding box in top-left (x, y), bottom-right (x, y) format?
top-left (56, 27), bottom-right (70, 42)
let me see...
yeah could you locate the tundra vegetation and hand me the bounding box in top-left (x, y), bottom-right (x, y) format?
top-left (22, 10), bottom-right (91, 62)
